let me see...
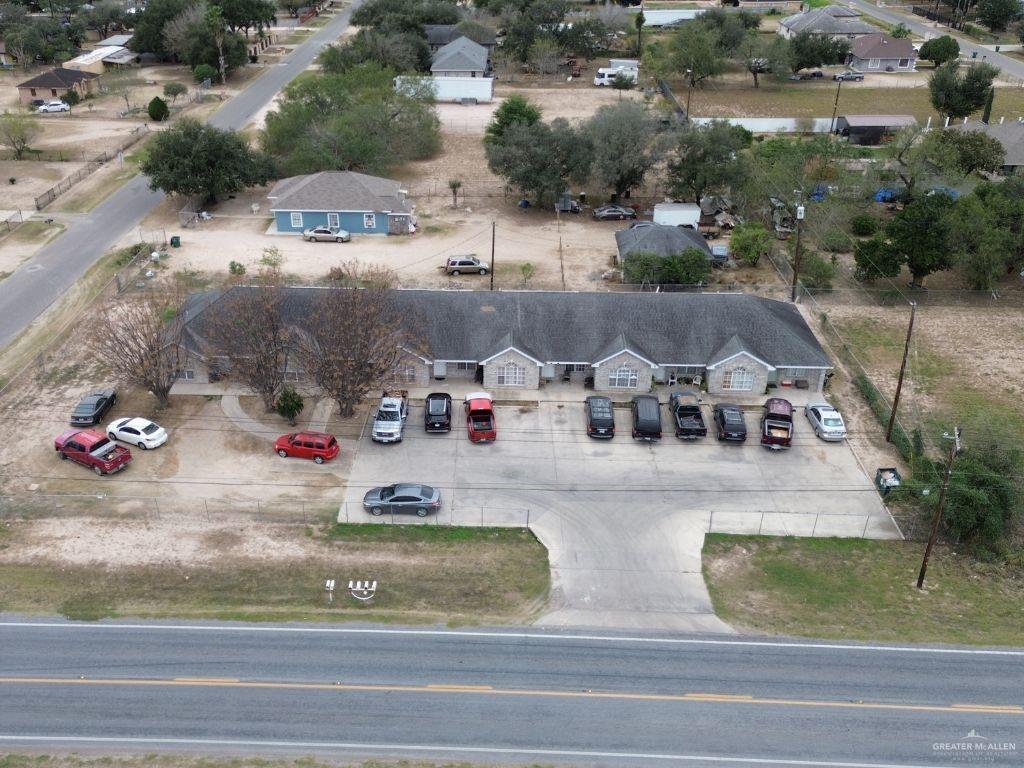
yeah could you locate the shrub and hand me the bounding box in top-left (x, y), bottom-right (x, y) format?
top-left (820, 229), bottom-right (852, 253)
top-left (228, 260), bottom-right (246, 276)
top-left (276, 385), bottom-right (304, 426)
top-left (163, 81), bottom-right (187, 104)
top-left (193, 63), bottom-right (217, 84)
top-left (729, 222), bottom-right (772, 267)
top-left (147, 96), bottom-right (169, 122)
top-left (798, 250), bottom-right (836, 289)
top-left (849, 213), bottom-right (879, 237)
top-left (63, 90), bottom-right (80, 107)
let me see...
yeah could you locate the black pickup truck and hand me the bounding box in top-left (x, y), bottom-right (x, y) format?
top-left (669, 390), bottom-right (707, 439)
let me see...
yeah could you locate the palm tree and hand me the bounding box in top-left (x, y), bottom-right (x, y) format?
top-left (448, 179), bottom-right (462, 208)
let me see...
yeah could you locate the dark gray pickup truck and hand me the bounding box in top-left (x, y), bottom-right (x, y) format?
top-left (669, 390), bottom-right (707, 439)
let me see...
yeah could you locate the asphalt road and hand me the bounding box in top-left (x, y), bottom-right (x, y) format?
top-left (845, 0), bottom-right (1024, 80)
top-left (0, 4), bottom-right (361, 351)
top-left (1, 620), bottom-right (1022, 766)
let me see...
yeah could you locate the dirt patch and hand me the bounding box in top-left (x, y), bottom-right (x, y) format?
top-left (0, 160), bottom-right (92, 209)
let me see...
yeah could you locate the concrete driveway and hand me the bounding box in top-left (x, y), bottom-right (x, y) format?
top-left (340, 401), bottom-right (900, 632)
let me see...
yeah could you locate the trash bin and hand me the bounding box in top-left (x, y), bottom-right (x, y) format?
top-left (170, 235), bottom-right (181, 247)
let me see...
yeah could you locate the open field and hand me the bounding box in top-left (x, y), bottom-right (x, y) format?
top-left (703, 534), bottom-right (1024, 645)
top-left (0, 160), bottom-right (92, 209)
top-left (0, 520), bottom-right (549, 624)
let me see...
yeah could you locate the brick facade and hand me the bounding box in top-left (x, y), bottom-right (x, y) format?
top-left (482, 349), bottom-right (541, 390)
top-left (705, 353), bottom-right (771, 395)
top-left (592, 351), bottom-right (656, 393)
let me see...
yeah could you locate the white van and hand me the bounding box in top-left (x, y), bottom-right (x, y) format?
top-left (593, 67), bottom-right (638, 86)
top-left (652, 203), bottom-right (701, 229)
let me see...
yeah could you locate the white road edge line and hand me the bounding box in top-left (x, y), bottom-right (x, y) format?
top-left (0, 735), bottom-right (963, 768)
top-left (0, 621), bottom-right (1022, 656)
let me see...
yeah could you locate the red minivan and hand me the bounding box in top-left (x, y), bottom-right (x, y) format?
top-left (274, 431), bottom-right (340, 464)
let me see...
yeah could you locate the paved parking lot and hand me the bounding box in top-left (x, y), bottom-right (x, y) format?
top-left (340, 401), bottom-right (901, 632)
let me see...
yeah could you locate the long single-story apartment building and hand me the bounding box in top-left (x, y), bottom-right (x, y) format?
top-left (178, 289), bottom-right (833, 395)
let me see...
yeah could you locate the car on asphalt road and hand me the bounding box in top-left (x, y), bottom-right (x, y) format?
top-left (70, 388), bottom-right (117, 426)
top-left (302, 226), bottom-right (351, 243)
top-left (363, 483), bottom-right (442, 517)
top-left (106, 417), bottom-right (168, 450)
top-left (37, 100), bottom-right (70, 113)
top-left (424, 392), bottom-right (453, 432)
top-left (274, 431), bottom-right (340, 463)
top-left (805, 403), bottom-right (847, 441)
top-left (584, 395), bottom-right (615, 439)
top-left (630, 394), bottom-right (662, 441)
top-left (54, 428), bottom-right (132, 475)
top-left (443, 256), bottom-right (489, 275)
top-left (833, 70), bottom-right (864, 81)
top-left (593, 205), bottom-right (637, 221)
top-left (713, 404), bottom-right (748, 442)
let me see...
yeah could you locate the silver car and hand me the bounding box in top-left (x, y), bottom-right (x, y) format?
top-left (805, 403), bottom-right (847, 441)
top-left (363, 483), bottom-right (442, 517)
top-left (303, 226), bottom-right (351, 242)
top-left (37, 100), bottom-right (70, 113)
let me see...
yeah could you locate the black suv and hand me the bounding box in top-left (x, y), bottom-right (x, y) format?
top-left (424, 392), bottom-right (452, 432)
top-left (713, 404), bottom-right (748, 442)
top-left (630, 395), bottom-right (662, 441)
top-left (70, 388), bottom-right (117, 426)
top-left (584, 395), bottom-right (615, 439)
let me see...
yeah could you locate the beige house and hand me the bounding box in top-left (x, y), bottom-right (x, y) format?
top-left (178, 289), bottom-right (833, 396)
top-left (16, 67), bottom-right (98, 104)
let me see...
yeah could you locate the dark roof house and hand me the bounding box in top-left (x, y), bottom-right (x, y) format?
top-left (431, 36), bottom-right (489, 76)
top-left (847, 33), bottom-right (917, 72)
top-left (614, 223), bottom-right (711, 263)
top-left (947, 119), bottom-right (1024, 174)
top-left (16, 67), bottom-right (99, 104)
top-left (268, 171), bottom-right (413, 236)
top-left (181, 289), bottom-right (833, 375)
top-left (779, 7), bottom-right (877, 39)
top-left (424, 24), bottom-right (496, 52)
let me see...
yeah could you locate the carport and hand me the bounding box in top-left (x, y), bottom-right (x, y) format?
top-left (340, 400), bottom-right (901, 632)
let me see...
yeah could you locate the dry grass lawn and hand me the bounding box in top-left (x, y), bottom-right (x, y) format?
top-left (0, 756), bottom-right (525, 768)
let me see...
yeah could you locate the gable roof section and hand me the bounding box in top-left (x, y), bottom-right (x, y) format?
top-left (850, 33), bottom-right (916, 60)
top-left (423, 24), bottom-right (459, 47)
top-left (948, 119), bottom-right (1024, 167)
top-left (615, 223), bottom-right (711, 259)
top-left (267, 171), bottom-right (411, 214)
top-left (182, 289), bottom-right (832, 370)
top-left (431, 36), bottom-right (488, 73)
top-left (706, 335), bottom-right (775, 370)
top-left (99, 34), bottom-right (134, 47)
top-left (780, 7), bottom-right (876, 35)
top-left (17, 67), bottom-right (99, 89)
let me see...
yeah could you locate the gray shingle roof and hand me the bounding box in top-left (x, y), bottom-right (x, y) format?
top-left (424, 24), bottom-right (496, 48)
top-left (948, 119), bottom-right (1024, 167)
top-left (780, 7), bottom-right (877, 36)
top-left (182, 289), bottom-right (832, 369)
top-left (849, 33), bottom-right (916, 61)
top-left (615, 223), bottom-right (711, 260)
top-left (838, 114), bottom-right (917, 129)
top-left (431, 36), bottom-right (488, 73)
top-left (17, 67), bottom-right (98, 89)
top-left (267, 171), bottom-right (411, 214)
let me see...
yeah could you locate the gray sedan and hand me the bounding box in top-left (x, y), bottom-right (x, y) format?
top-left (805, 403), bottom-right (847, 441)
top-left (363, 483), bottom-right (442, 517)
top-left (303, 226), bottom-right (351, 242)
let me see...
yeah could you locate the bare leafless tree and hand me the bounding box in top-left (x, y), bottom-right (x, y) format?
top-left (89, 287), bottom-right (188, 409)
top-left (326, 259), bottom-right (396, 289)
top-left (163, 2), bottom-right (207, 60)
top-left (206, 285), bottom-right (290, 411)
top-left (296, 285), bottom-right (415, 418)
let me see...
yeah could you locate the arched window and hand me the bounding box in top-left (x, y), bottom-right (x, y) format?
top-left (723, 367), bottom-right (754, 391)
top-left (496, 361), bottom-right (525, 386)
top-left (608, 365), bottom-right (639, 389)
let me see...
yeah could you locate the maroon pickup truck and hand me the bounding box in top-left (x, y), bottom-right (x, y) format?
top-left (55, 428), bottom-right (132, 475)
top-left (760, 397), bottom-right (794, 450)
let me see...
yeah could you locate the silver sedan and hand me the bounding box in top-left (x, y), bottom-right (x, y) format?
top-left (805, 403), bottom-right (847, 441)
top-left (303, 226), bottom-right (351, 243)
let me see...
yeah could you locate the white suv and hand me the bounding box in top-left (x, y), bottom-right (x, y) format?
top-left (37, 100), bottom-right (70, 113)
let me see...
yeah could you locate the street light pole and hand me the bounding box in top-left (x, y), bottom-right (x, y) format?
top-left (790, 204), bottom-right (804, 302)
top-left (917, 427), bottom-right (962, 590)
top-left (830, 77), bottom-right (842, 134)
top-left (685, 69), bottom-right (693, 123)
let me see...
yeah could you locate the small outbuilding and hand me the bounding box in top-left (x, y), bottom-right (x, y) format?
top-left (614, 223), bottom-right (712, 263)
top-left (268, 171), bottom-right (414, 236)
top-left (16, 67), bottom-right (99, 104)
top-left (835, 114), bottom-right (917, 145)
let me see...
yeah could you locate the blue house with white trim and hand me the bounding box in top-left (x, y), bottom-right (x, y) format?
top-left (268, 171), bottom-right (414, 236)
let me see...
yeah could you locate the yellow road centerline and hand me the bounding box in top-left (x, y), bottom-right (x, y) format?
top-left (1, 676), bottom-right (1021, 717)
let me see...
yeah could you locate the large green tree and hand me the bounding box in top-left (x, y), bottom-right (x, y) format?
top-left (976, 0), bottom-right (1020, 32)
top-left (141, 118), bottom-right (273, 202)
top-left (929, 61), bottom-right (999, 120)
top-left (853, 234), bottom-right (902, 282)
top-left (485, 118), bottom-right (591, 204)
top-left (585, 101), bottom-right (656, 197)
top-left (484, 93), bottom-right (542, 143)
top-left (789, 31), bottom-right (849, 73)
top-left (666, 120), bottom-right (752, 202)
top-left (319, 29), bottom-right (431, 74)
top-left (218, 0), bottom-right (276, 37)
top-left (131, 0), bottom-right (191, 56)
top-left (886, 193), bottom-right (956, 286)
top-left (918, 35), bottom-right (959, 66)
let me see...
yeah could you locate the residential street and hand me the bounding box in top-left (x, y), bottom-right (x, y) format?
top-left (0, 620), bottom-right (1021, 766)
top-left (0, 3), bottom-right (362, 350)
top-left (845, 0), bottom-right (1024, 80)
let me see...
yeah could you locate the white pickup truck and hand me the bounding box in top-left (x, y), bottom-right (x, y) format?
top-left (371, 389), bottom-right (408, 443)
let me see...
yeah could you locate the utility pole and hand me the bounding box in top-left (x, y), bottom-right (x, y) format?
top-left (685, 69), bottom-right (693, 123)
top-left (886, 301), bottom-right (917, 443)
top-left (557, 207), bottom-right (566, 290)
top-left (790, 204), bottom-right (804, 302)
top-left (917, 427), bottom-right (962, 590)
top-left (489, 221), bottom-right (495, 292)
top-left (829, 77), bottom-right (842, 134)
